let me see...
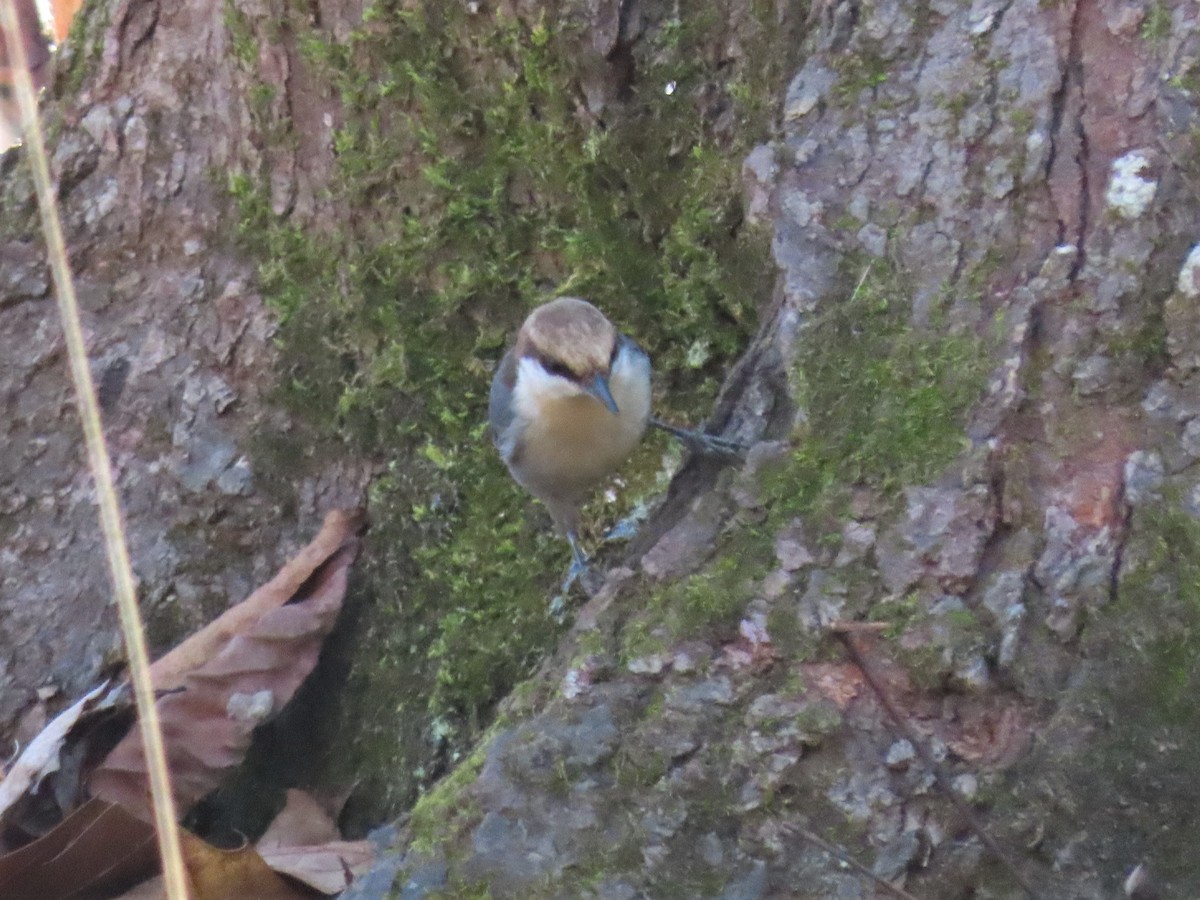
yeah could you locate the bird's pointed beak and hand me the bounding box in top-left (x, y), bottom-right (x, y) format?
top-left (586, 373), bottom-right (620, 415)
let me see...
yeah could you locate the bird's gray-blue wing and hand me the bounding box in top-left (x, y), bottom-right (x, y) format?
top-left (488, 347), bottom-right (520, 459)
top-left (615, 333), bottom-right (650, 374)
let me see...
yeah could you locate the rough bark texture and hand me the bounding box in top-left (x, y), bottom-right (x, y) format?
top-left (0, 0), bottom-right (367, 730)
top-left (3, 0), bottom-right (1200, 896)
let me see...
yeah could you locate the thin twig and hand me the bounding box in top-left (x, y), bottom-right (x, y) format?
top-left (0, 8), bottom-right (190, 899)
top-left (787, 825), bottom-right (921, 900)
top-left (848, 261), bottom-right (875, 303)
top-left (834, 631), bottom-right (1037, 899)
top-left (827, 620), bottom-right (890, 634)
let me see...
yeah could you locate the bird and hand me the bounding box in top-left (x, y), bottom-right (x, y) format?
top-left (489, 297), bottom-right (652, 583)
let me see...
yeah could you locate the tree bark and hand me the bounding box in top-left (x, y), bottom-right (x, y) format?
top-left (3, 0), bottom-right (1200, 896)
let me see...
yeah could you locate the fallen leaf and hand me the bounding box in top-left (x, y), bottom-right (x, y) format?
top-left (90, 519), bottom-right (362, 820)
top-left (0, 797), bottom-right (157, 899)
top-left (151, 508), bottom-right (367, 692)
top-left (0, 511), bottom-right (368, 895)
top-left (257, 839), bottom-right (374, 895)
top-left (803, 662), bottom-right (867, 711)
top-left (0, 796), bottom-right (319, 899)
top-left (110, 831), bottom-right (315, 900)
top-left (254, 790), bottom-right (374, 894)
top-left (258, 789), bottom-right (340, 851)
top-left (0, 682), bottom-right (113, 828)
top-left (179, 831), bottom-right (311, 900)
top-left (943, 703), bottom-right (1032, 769)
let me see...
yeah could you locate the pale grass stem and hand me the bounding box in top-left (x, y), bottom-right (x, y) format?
top-left (0, 4), bottom-right (190, 897)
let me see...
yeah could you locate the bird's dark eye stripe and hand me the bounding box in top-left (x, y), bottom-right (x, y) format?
top-left (609, 341), bottom-right (620, 365)
top-left (544, 358), bottom-right (574, 379)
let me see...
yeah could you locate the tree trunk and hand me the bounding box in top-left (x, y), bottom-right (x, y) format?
top-left (3, 0), bottom-right (1199, 896)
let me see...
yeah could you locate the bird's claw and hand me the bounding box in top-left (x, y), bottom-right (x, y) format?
top-left (679, 430), bottom-right (748, 458)
top-left (550, 557), bottom-right (603, 619)
top-left (604, 514), bottom-right (643, 542)
top-left (650, 417), bottom-right (749, 459)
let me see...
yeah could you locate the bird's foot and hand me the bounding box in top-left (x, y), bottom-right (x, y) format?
top-left (550, 534), bottom-right (605, 619)
top-left (549, 557), bottom-right (604, 619)
top-left (650, 417), bottom-right (749, 459)
top-left (604, 510), bottom-right (646, 543)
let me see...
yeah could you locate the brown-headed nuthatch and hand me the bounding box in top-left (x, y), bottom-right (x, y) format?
top-left (489, 296), bottom-right (746, 589)
top-left (489, 297), bottom-right (652, 579)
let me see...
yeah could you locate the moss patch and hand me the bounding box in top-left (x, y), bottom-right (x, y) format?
top-left (615, 254), bottom-right (989, 667)
top-left (408, 740), bottom-right (487, 855)
top-left (230, 0), bottom-right (790, 820)
top-left (1056, 502), bottom-right (1200, 888)
top-left (763, 255), bottom-right (988, 525)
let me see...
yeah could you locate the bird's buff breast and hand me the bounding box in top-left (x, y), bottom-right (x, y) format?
top-left (511, 373), bottom-right (649, 498)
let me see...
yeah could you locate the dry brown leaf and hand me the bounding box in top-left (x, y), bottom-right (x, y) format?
top-left (943, 703), bottom-right (1032, 769)
top-left (114, 876), bottom-right (169, 898)
top-left (112, 828), bottom-right (314, 900)
top-left (257, 839), bottom-right (374, 895)
top-left (180, 831), bottom-right (312, 900)
top-left (151, 508), bottom-right (366, 692)
top-left (116, 837), bottom-right (367, 899)
top-left (0, 797), bottom-right (158, 899)
top-left (90, 510), bottom-right (365, 820)
top-left (258, 789), bottom-right (341, 851)
top-left (803, 662), bottom-right (867, 710)
top-left (0, 796), bottom-right (317, 899)
top-left (0, 682), bottom-right (113, 827)
top-left (254, 789), bottom-right (373, 894)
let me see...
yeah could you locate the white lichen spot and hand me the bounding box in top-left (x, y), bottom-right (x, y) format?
top-left (968, 10), bottom-right (996, 35)
top-left (664, 80), bottom-right (676, 96)
top-left (781, 190), bottom-right (823, 227)
top-left (1177, 243), bottom-right (1200, 297)
top-left (562, 668), bottom-right (588, 699)
top-left (1105, 150), bottom-right (1157, 219)
top-left (84, 178), bottom-right (120, 225)
top-left (226, 689), bottom-right (274, 723)
top-left (627, 653), bottom-right (668, 675)
top-left (952, 772), bottom-right (979, 800)
top-left (738, 614), bottom-right (770, 646)
top-left (685, 339), bottom-right (711, 368)
top-left (784, 88), bottom-right (820, 120)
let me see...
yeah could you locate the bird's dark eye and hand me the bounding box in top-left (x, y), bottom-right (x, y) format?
top-left (544, 359), bottom-right (574, 379)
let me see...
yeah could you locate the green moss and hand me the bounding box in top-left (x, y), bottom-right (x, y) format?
top-left (229, 0), bottom-right (787, 819)
top-left (873, 592), bottom-right (923, 638)
top-left (1141, 0), bottom-right (1172, 44)
top-left (999, 501), bottom-right (1200, 890)
top-left (620, 528), bottom-right (774, 660)
top-left (408, 741), bottom-right (487, 854)
top-left (612, 740), bottom-right (671, 790)
top-left (766, 601), bottom-right (819, 660)
top-left (616, 257), bottom-right (988, 655)
top-left (1101, 504), bottom-right (1200, 722)
top-left (427, 881), bottom-right (494, 900)
top-left (620, 615), bottom-right (671, 664)
top-left (761, 255), bottom-right (987, 522)
top-left (831, 42), bottom-right (891, 105)
top-left (792, 701), bottom-right (844, 742)
top-left (54, 0), bottom-right (110, 100)
top-left (1103, 304), bottom-right (1169, 375)
top-left (670, 550), bottom-right (772, 634)
top-left (224, 0), bottom-right (258, 66)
